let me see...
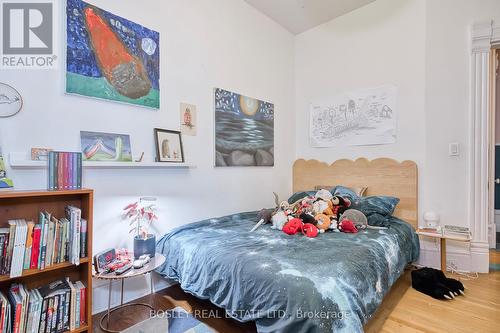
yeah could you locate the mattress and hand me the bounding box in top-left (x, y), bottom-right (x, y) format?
top-left (156, 211), bottom-right (419, 333)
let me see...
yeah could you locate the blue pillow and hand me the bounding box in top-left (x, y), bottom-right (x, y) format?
top-left (288, 191), bottom-right (316, 204)
top-left (351, 195), bottom-right (400, 216)
top-left (331, 185), bottom-right (360, 201)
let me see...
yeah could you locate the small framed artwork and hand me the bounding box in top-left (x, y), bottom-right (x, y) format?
top-left (154, 129), bottom-right (184, 163)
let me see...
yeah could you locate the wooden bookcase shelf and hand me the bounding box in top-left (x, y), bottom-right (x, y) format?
top-left (0, 189), bottom-right (93, 332)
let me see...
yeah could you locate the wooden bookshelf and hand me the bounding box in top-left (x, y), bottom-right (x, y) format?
top-left (0, 189), bottom-right (93, 332)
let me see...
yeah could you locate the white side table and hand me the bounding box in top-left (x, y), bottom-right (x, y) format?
top-left (416, 231), bottom-right (470, 272)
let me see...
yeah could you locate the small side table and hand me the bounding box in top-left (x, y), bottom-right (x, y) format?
top-left (93, 253), bottom-right (166, 333)
top-left (416, 231), bottom-right (471, 272)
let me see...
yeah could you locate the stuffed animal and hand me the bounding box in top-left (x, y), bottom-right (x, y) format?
top-left (338, 219), bottom-right (358, 233)
top-left (283, 218), bottom-right (303, 235)
top-left (302, 223), bottom-right (318, 238)
top-left (315, 189), bottom-right (333, 201)
top-left (299, 212), bottom-right (316, 224)
top-left (250, 208), bottom-right (274, 232)
top-left (331, 195), bottom-right (351, 220)
top-left (314, 214), bottom-right (331, 233)
top-left (339, 209), bottom-right (387, 230)
top-left (271, 211), bottom-right (288, 230)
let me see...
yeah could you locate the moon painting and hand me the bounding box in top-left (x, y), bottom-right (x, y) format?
top-left (66, 0), bottom-right (160, 109)
top-left (214, 88), bottom-right (274, 167)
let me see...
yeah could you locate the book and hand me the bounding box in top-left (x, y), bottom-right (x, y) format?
top-left (23, 221), bottom-right (35, 270)
top-left (80, 219), bottom-right (87, 259)
top-left (30, 225), bottom-right (41, 270)
top-left (443, 225), bottom-right (471, 240)
top-left (74, 281), bottom-right (86, 326)
top-left (10, 220), bottom-right (27, 278)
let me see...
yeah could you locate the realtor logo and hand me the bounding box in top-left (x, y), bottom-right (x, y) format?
top-left (1, 1), bottom-right (57, 69)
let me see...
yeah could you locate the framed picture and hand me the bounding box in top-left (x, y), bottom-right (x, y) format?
top-left (80, 131), bottom-right (132, 162)
top-left (154, 129), bottom-right (184, 163)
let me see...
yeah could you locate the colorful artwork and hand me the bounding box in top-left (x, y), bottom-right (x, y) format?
top-left (214, 88), bottom-right (274, 167)
top-left (180, 103), bottom-right (197, 136)
top-left (66, 0), bottom-right (160, 109)
top-left (80, 131), bottom-right (132, 162)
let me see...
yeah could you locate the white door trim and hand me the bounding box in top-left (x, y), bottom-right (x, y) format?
top-left (469, 20), bottom-right (499, 272)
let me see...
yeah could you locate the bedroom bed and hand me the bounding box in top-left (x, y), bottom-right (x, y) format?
top-left (156, 158), bottom-right (420, 333)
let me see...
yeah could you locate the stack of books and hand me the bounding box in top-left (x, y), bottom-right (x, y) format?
top-left (47, 152), bottom-right (83, 191)
top-left (0, 279), bottom-right (86, 333)
top-left (0, 206), bottom-right (87, 278)
top-left (416, 226), bottom-right (441, 237)
top-left (443, 225), bottom-right (472, 240)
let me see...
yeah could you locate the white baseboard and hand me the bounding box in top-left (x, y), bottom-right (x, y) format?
top-left (417, 246), bottom-right (480, 272)
top-left (91, 273), bottom-right (176, 315)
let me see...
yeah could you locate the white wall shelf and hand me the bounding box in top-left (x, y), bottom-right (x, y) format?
top-left (8, 153), bottom-right (195, 169)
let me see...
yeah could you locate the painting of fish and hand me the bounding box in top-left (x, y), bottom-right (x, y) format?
top-left (214, 88), bottom-right (274, 167)
top-left (80, 131), bottom-right (132, 162)
top-left (66, 0), bottom-right (160, 108)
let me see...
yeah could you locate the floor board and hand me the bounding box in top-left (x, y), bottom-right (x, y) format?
top-left (93, 252), bottom-right (500, 333)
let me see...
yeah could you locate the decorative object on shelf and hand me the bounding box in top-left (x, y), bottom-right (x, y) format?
top-left (31, 148), bottom-right (53, 161)
top-left (214, 88), bottom-right (274, 167)
top-left (80, 131), bottom-right (132, 162)
top-left (154, 129), bottom-right (184, 163)
top-left (66, 0), bottom-right (160, 109)
top-left (0, 148), bottom-right (13, 189)
top-left (123, 197), bottom-right (158, 259)
top-left (135, 152), bottom-right (145, 162)
top-left (48, 151), bottom-right (83, 191)
top-left (0, 82), bottom-right (23, 118)
top-left (180, 102), bottom-right (197, 136)
top-left (310, 85), bottom-right (397, 147)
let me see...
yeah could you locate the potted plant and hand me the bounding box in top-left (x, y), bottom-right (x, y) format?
top-left (123, 197), bottom-right (158, 259)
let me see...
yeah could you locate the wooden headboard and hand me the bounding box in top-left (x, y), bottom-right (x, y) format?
top-left (293, 158), bottom-right (418, 228)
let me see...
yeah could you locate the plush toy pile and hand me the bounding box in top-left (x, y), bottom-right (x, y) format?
top-left (252, 189), bottom-right (370, 238)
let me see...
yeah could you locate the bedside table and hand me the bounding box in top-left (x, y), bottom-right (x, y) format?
top-left (416, 231), bottom-right (471, 272)
top-left (93, 253), bottom-right (166, 333)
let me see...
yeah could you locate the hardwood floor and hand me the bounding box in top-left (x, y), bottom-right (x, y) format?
top-left (93, 264), bottom-right (500, 333)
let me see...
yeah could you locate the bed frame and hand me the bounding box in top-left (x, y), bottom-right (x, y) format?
top-left (293, 158), bottom-right (418, 228)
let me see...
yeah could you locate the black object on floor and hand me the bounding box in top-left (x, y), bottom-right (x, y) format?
top-left (411, 267), bottom-right (464, 300)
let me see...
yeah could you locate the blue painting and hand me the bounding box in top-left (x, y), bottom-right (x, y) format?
top-left (80, 131), bottom-right (132, 162)
top-left (214, 88), bottom-right (274, 167)
top-left (66, 0), bottom-right (160, 109)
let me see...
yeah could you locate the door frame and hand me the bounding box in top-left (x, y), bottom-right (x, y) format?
top-left (470, 21), bottom-right (500, 272)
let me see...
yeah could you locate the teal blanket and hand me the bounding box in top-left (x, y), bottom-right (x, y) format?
top-left (156, 212), bottom-right (419, 333)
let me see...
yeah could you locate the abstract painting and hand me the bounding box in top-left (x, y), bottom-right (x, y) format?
top-left (214, 88), bottom-right (274, 167)
top-left (80, 131), bottom-right (132, 162)
top-left (66, 0), bottom-right (160, 109)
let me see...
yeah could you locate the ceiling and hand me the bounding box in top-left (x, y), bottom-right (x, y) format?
top-left (244, 0), bottom-right (376, 35)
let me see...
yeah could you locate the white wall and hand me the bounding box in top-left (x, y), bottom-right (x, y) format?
top-left (423, 0), bottom-right (500, 270)
top-left (294, 0), bottom-right (427, 217)
top-left (0, 0), bottom-right (295, 313)
top-left (294, 0), bottom-right (500, 271)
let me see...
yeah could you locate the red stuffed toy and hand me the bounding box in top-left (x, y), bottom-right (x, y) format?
top-left (283, 218), bottom-right (303, 235)
top-left (338, 219), bottom-right (358, 233)
top-left (302, 223), bottom-right (319, 238)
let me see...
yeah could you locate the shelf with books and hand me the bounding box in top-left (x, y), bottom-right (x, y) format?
top-left (0, 189), bottom-right (93, 332)
top-left (9, 152), bottom-right (195, 169)
top-left (0, 258), bottom-right (89, 283)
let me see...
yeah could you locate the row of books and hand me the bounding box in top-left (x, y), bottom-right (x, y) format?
top-left (47, 152), bottom-right (82, 191)
top-left (0, 279), bottom-right (86, 333)
top-left (0, 206), bottom-right (87, 278)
